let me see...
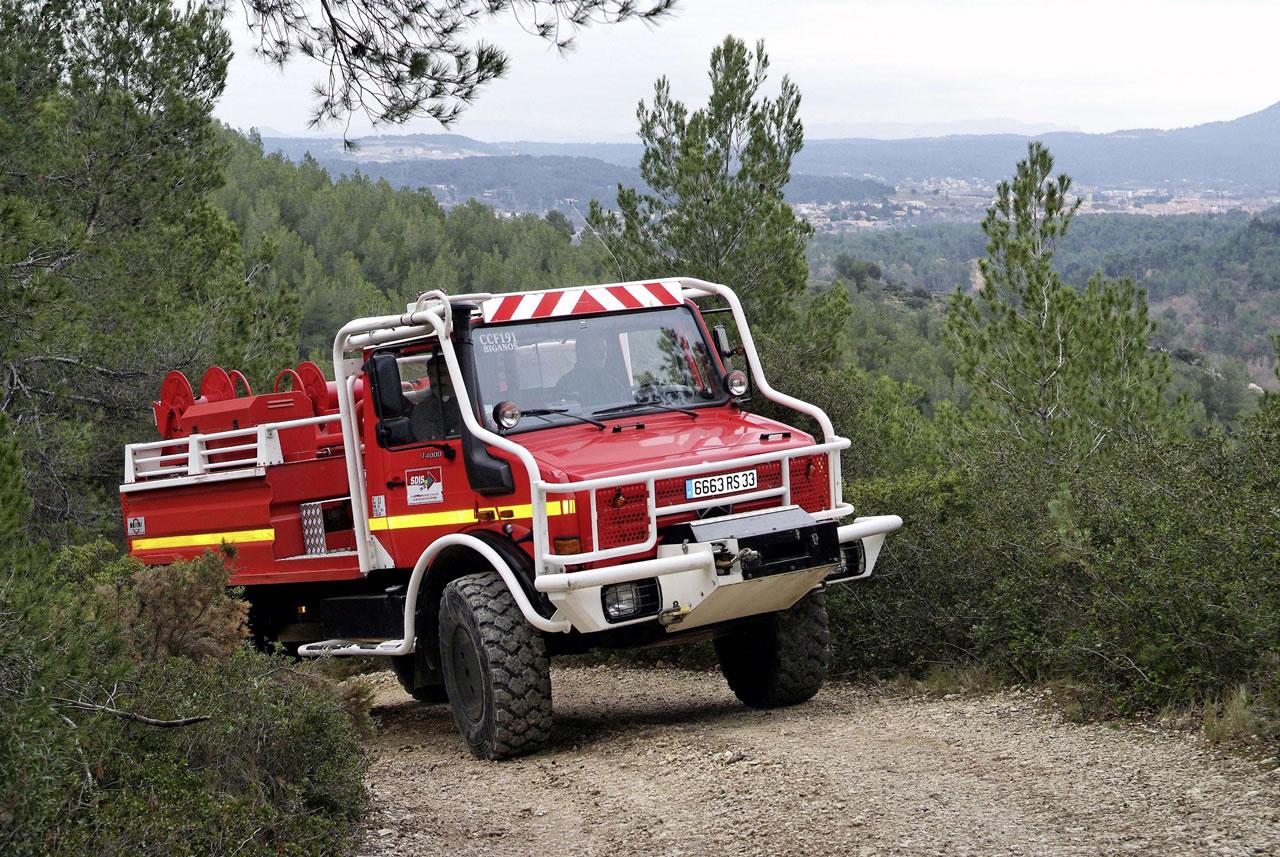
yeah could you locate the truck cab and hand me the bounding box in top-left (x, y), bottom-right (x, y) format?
top-left (120, 277), bottom-right (900, 759)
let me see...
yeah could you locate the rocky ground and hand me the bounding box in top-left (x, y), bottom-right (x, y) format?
top-left (356, 666), bottom-right (1280, 857)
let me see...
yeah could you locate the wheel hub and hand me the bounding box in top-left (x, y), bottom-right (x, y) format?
top-left (449, 624), bottom-right (484, 722)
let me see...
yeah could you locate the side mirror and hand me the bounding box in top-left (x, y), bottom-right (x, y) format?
top-left (366, 352), bottom-right (406, 419)
top-left (713, 325), bottom-right (734, 360)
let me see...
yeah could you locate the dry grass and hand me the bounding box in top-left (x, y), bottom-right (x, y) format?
top-left (305, 656), bottom-right (390, 682)
top-left (335, 675), bottom-right (378, 738)
top-left (918, 663), bottom-right (998, 696)
top-left (1202, 685), bottom-right (1260, 745)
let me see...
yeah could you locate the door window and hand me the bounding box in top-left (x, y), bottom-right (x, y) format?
top-left (391, 347), bottom-right (461, 445)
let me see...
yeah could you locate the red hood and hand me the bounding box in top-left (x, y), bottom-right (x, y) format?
top-left (511, 407), bottom-right (817, 483)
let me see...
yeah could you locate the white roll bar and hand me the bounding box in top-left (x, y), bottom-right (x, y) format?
top-left (676, 277), bottom-right (843, 501)
top-left (330, 278), bottom-right (857, 578)
top-left (331, 297), bottom-right (550, 576)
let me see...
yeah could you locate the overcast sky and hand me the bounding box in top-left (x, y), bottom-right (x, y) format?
top-left (215, 0), bottom-right (1280, 141)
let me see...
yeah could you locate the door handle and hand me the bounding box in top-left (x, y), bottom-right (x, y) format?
top-left (386, 477), bottom-right (405, 489)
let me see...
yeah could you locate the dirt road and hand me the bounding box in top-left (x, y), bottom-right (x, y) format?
top-left (357, 666), bottom-right (1280, 857)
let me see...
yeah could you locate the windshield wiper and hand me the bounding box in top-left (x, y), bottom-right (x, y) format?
top-left (521, 407), bottom-right (607, 430)
top-left (593, 401), bottom-right (699, 419)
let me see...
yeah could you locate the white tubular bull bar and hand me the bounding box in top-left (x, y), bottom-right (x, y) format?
top-left (534, 514), bottom-right (904, 594)
top-left (308, 277), bottom-right (896, 656)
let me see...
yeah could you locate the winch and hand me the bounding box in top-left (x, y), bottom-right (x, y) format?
top-left (664, 505), bottom-right (840, 580)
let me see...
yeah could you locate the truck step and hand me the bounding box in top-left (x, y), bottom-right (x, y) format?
top-left (278, 550), bottom-right (358, 562)
top-left (297, 638), bottom-right (408, 657)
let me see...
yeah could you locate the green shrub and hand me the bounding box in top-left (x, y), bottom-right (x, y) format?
top-left (833, 399), bottom-right (1280, 721)
top-left (0, 547), bottom-right (369, 856)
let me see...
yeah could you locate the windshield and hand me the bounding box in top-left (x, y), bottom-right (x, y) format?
top-left (472, 306), bottom-right (726, 431)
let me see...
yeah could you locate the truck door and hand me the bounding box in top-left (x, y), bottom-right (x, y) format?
top-left (363, 342), bottom-right (472, 567)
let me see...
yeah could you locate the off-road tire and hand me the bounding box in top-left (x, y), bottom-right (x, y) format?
top-left (438, 572), bottom-right (552, 759)
top-left (390, 654), bottom-right (449, 704)
top-left (715, 590), bottom-right (830, 708)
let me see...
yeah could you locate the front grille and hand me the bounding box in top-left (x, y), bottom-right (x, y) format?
top-left (592, 455), bottom-right (829, 550)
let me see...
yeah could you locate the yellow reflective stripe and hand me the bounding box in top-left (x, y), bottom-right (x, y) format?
top-left (501, 499), bottom-right (576, 518)
top-left (131, 528), bottom-right (275, 551)
top-left (368, 499), bottom-right (577, 532)
top-left (369, 507), bottom-right (478, 531)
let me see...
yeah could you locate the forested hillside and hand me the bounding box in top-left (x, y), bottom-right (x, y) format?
top-left (214, 125), bottom-right (1275, 431)
top-left (811, 209), bottom-right (1280, 387)
top-left (1, 4), bottom-right (367, 853)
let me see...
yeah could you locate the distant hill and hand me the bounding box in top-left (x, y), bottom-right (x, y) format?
top-left (311, 154), bottom-right (647, 211)
top-left (496, 102), bottom-right (1280, 190)
top-left (258, 137), bottom-right (893, 212)
top-left (499, 140), bottom-right (641, 168)
top-left (259, 100), bottom-right (1280, 211)
top-left (793, 101), bottom-right (1280, 189)
top-left (263, 133), bottom-right (510, 163)
top-left (809, 206), bottom-right (1280, 386)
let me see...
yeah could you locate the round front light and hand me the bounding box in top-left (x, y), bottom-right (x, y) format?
top-left (493, 400), bottom-right (522, 430)
top-left (725, 369), bottom-right (749, 397)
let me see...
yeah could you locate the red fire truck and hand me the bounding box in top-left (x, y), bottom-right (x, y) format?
top-left (120, 277), bottom-right (900, 759)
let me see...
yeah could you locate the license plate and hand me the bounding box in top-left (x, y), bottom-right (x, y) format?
top-left (685, 468), bottom-right (758, 500)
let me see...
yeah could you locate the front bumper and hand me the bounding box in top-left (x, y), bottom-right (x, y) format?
top-left (535, 506), bottom-right (902, 634)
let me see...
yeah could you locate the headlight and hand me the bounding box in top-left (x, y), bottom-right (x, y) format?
top-left (827, 540), bottom-right (866, 583)
top-left (493, 400), bottom-right (521, 430)
top-left (725, 369), bottom-right (749, 397)
top-left (601, 578), bottom-right (660, 622)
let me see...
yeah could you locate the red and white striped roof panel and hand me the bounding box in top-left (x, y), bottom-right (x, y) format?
top-left (479, 280), bottom-right (684, 324)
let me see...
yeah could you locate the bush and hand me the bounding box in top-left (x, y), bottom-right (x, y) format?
top-left (0, 546), bottom-right (369, 856)
top-left (832, 399), bottom-right (1280, 721)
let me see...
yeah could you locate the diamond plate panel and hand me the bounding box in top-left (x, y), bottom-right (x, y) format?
top-left (300, 502), bottom-right (327, 555)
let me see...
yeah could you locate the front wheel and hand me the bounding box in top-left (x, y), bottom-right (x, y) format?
top-left (714, 590), bottom-right (830, 708)
top-left (438, 572), bottom-right (552, 759)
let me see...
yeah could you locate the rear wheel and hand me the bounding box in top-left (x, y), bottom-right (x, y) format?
top-left (715, 590), bottom-right (830, 708)
top-left (438, 572), bottom-right (552, 759)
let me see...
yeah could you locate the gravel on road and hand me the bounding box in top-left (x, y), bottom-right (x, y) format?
top-left (356, 666), bottom-right (1280, 857)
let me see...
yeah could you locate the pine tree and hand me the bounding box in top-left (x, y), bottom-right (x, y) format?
top-left (586, 36), bottom-right (812, 321)
top-left (947, 142), bottom-right (1178, 468)
top-left (0, 415), bottom-right (32, 564)
top-left (585, 36), bottom-right (859, 445)
top-left (0, 0), bottom-right (298, 538)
